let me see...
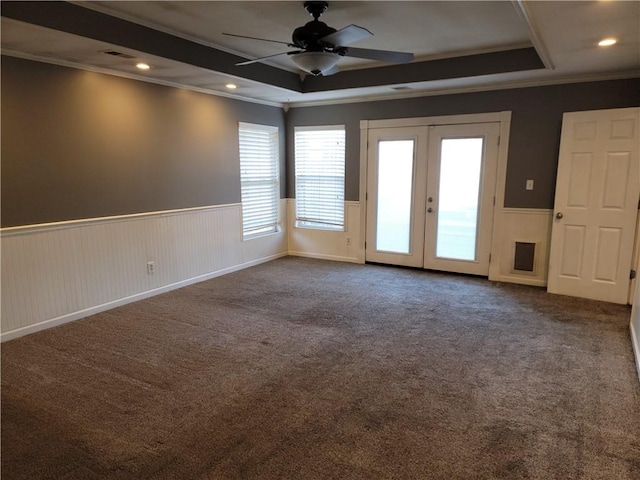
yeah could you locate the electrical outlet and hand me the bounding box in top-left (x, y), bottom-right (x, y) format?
top-left (346, 237), bottom-right (352, 245)
top-left (147, 261), bottom-right (155, 274)
top-left (526, 179), bottom-right (534, 190)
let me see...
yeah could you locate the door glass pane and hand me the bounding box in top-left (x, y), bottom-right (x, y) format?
top-left (376, 140), bottom-right (414, 253)
top-left (436, 138), bottom-right (483, 260)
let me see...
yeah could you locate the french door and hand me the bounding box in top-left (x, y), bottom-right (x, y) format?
top-left (365, 122), bottom-right (500, 275)
top-left (365, 127), bottom-right (428, 267)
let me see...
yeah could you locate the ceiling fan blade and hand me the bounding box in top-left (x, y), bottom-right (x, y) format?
top-left (320, 24), bottom-right (372, 47)
top-left (235, 50), bottom-right (302, 66)
top-left (343, 47), bottom-right (414, 64)
top-left (223, 32), bottom-right (293, 47)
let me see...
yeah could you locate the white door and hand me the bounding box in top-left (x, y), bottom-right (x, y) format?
top-left (365, 122), bottom-right (499, 274)
top-left (424, 123), bottom-right (500, 275)
top-left (548, 107), bottom-right (640, 304)
top-left (365, 127), bottom-right (428, 267)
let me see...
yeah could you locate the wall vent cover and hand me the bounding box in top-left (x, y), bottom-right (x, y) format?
top-left (514, 241), bottom-right (536, 272)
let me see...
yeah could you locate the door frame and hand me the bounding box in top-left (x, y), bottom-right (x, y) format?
top-left (359, 111), bottom-right (512, 281)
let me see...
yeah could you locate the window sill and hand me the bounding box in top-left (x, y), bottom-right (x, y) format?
top-left (295, 222), bottom-right (344, 232)
top-left (243, 228), bottom-right (282, 241)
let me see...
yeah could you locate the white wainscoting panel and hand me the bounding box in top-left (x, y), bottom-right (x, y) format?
top-left (631, 298), bottom-right (640, 383)
top-left (489, 208), bottom-right (553, 287)
top-left (287, 200), bottom-right (363, 264)
top-left (628, 211), bottom-right (640, 305)
top-left (632, 250), bottom-right (640, 382)
top-left (1, 202), bottom-right (288, 341)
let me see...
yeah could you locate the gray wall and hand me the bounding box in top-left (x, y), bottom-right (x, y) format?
top-left (1, 56), bottom-right (286, 227)
top-left (286, 78), bottom-right (640, 208)
top-left (3, 55), bottom-right (638, 228)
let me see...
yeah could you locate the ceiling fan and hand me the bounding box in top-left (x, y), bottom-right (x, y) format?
top-left (223, 1), bottom-right (414, 77)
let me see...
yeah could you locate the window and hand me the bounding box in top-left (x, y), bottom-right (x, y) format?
top-left (239, 122), bottom-right (280, 239)
top-left (294, 125), bottom-right (346, 230)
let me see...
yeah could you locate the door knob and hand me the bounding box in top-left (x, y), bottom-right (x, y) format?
top-left (427, 207), bottom-right (433, 213)
top-left (555, 212), bottom-right (563, 219)
top-left (428, 197), bottom-right (433, 203)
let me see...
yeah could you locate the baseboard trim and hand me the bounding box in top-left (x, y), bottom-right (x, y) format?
top-left (288, 251), bottom-right (362, 264)
top-left (631, 321), bottom-right (640, 383)
top-left (0, 252), bottom-right (287, 343)
top-left (493, 274), bottom-right (547, 287)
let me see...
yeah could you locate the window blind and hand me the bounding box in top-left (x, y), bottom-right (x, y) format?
top-left (294, 126), bottom-right (346, 230)
top-left (239, 123), bottom-right (280, 238)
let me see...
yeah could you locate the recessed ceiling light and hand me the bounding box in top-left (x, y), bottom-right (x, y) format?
top-left (136, 63), bottom-right (151, 70)
top-left (226, 83), bottom-right (238, 90)
top-left (598, 38), bottom-right (617, 47)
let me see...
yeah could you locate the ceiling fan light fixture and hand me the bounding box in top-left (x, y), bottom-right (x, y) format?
top-left (291, 51), bottom-right (339, 76)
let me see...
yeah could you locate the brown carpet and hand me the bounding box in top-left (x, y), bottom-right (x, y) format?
top-left (2, 257), bottom-right (639, 479)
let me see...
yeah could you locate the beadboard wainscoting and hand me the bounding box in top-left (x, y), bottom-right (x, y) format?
top-left (287, 200), bottom-right (363, 264)
top-left (489, 208), bottom-right (554, 287)
top-left (632, 304), bottom-right (640, 382)
top-left (632, 246), bottom-right (640, 381)
top-left (1, 202), bottom-right (288, 341)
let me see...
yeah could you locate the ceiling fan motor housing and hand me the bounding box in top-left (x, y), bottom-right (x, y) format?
top-left (292, 20), bottom-right (337, 50)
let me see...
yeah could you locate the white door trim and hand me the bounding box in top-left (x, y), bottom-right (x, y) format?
top-left (364, 112), bottom-right (507, 130)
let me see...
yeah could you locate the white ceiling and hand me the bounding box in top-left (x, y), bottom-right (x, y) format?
top-left (88, 1), bottom-right (532, 70)
top-left (2, 1), bottom-right (638, 106)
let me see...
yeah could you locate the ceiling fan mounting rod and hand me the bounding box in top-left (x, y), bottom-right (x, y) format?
top-left (304, 1), bottom-right (329, 21)
top-left (294, 1), bottom-right (335, 51)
